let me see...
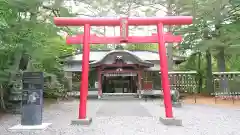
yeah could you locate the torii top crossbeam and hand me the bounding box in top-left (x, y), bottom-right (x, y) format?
top-left (54, 16), bottom-right (192, 26)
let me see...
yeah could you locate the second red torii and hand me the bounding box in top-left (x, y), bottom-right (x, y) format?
top-left (66, 33), bottom-right (182, 44)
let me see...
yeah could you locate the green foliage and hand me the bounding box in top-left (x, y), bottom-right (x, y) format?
top-left (0, 0), bottom-right (77, 110)
top-left (1, 0), bottom-right (240, 104)
top-left (44, 73), bottom-right (66, 98)
top-left (175, 0), bottom-right (240, 94)
top-left (125, 44), bottom-right (158, 51)
top-left (90, 44), bottom-right (107, 50)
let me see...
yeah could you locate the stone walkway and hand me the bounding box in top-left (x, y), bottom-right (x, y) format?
top-left (0, 99), bottom-right (240, 135)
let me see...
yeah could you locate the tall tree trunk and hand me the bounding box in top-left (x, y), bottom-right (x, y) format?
top-left (214, 0), bottom-right (228, 92)
top-left (192, 0), bottom-right (202, 93)
top-left (0, 84), bottom-right (6, 110)
top-left (166, 0), bottom-right (174, 92)
top-left (206, 50), bottom-right (214, 94)
top-left (217, 47), bottom-right (228, 92)
top-left (25, 12), bottom-right (38, 72)
top-left (166, 0), bottom-right (174, 71)
top-left (217, 48), bottom-right (226, 71)
top-left (197, 52), bottom-right (202, 93)
top-left (9, 51), bottom-right (23, 83)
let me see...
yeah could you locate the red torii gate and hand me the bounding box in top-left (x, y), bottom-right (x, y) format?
top-left (54, 16), bottom-right (192, 126)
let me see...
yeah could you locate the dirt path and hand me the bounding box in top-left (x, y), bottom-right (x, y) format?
top-left (183, 96), bottom-right (240, 108)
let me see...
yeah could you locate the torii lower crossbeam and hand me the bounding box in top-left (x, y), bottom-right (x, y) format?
top-left (66, 33), bottom-right (182, 44)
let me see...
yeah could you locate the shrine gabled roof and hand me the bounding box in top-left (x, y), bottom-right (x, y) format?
top-left (63, 50), bottom-right (186, 62)
top-left (89, 50), bottom-right (154, 67)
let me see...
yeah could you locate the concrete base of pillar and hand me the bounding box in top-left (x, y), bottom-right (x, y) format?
top-left (9, 123), bottom-right (52, 131)
top-left (159, 117), bottom-right (182, 126)
top-left (71, 117), bottom-right (92, 125)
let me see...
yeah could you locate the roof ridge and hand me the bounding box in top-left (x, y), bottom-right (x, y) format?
top-left (60, 50), bottom-right (158, 58)
top-left (61, 50), bottom-right (187, 59)
top-left (75, 49), bottom-right (159, 54)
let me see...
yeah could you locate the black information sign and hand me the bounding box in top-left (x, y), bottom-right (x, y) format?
top-left (22, 90), bottom-right (42, 106)
top-left (22, 91), bottom-right (28, 105)
top-left (22, 72), bottom-right (44, 90)
top-left (21, 72), bottom-right (43, 125)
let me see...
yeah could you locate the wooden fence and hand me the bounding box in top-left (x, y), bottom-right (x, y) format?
top-left (212, 72), bottom-right (240, 104)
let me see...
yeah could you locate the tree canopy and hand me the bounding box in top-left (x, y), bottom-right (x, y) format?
top-left (1, 0), bottom-right (240, 110)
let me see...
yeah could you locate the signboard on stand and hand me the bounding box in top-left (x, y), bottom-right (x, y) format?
top-left (9, 72), bottom-right (52, 131)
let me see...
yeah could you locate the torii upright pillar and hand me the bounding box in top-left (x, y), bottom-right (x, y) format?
top-left (54, 16), bottom-right (192, 126)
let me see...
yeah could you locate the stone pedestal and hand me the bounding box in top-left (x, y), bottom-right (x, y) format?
top-left (159, 117), bottom-right (182, 126)
top-left (71, 117), bottom-right (92, 125)
top-left (9, 123), bottom-right (52, 131)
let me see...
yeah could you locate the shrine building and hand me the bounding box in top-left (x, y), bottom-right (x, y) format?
top-left (63, 50), bottom-right (186, 97)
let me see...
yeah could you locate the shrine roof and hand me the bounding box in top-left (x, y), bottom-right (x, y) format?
top-left (63, 50), bottom-right (186, 62)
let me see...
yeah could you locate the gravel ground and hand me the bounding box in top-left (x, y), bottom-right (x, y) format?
top-left (0, 98), bottom-right (240, 135)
